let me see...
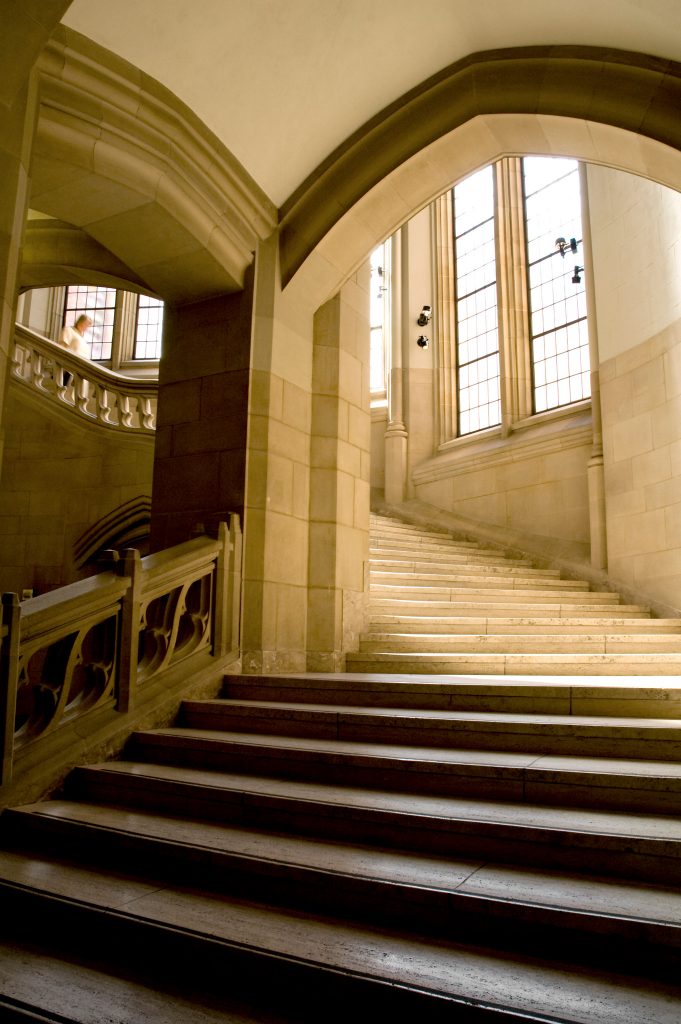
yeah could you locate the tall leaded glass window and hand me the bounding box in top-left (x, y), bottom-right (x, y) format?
top-left (63, 285), bottom-right (116, 361)
top-left (370, 242), bottom-right (390, 401)
top-left (134, 295), bottom-right (164, 360)
top-left (453, 166), bottom-right (501, 436)
top-left (523, 157), bottom-right (590, 413)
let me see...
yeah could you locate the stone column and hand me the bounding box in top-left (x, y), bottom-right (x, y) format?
top-left (240, 233), bottom-right (313, 674)
top-left (150, 273), bottom-right (253, 549)
top-left (384, 228), bottom-right (408, 504)
top-left (307, 268), bottom-right (371, 671)
top-left (0, 1), bottom-right (71, 474)
top-left (580, 164), bottom-right (608, 570)
top-left (495, 158), bottom-right (533, 433)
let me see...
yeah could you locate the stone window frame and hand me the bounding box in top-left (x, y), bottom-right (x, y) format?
top-left (29, 285), bottom-right (162, 375)
top-left (434, 156), bottom-right (591, 447)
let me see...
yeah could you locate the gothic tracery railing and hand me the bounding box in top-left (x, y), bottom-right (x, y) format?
top-left (0, 518), bottom-right (242, 794)
top-left (11, 324), bottom-right (157, 433)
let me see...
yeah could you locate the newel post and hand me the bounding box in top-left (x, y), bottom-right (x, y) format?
top-left (213, 515), bottom-right (242, 658)
top-left (118, 549), bottom-right (142, 713)
top-left (0, 593), bottom-right (21, 788)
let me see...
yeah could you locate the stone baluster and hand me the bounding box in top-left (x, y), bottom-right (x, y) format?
top-left (140, 395), bottom-right (155, 430)
top-left (97, 386), bottom-right (114, 425)
top-left (31, 351), bottom-right (48, 392)
top-left (75, 375), bottom-right (90, 416)
top-left (119, 394), bottom-right (133, 428)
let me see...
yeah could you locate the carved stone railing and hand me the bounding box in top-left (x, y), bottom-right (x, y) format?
top-left (0, 517), bottom-right (242, 803)
top-left (11, 324), bottom-right (157, 433)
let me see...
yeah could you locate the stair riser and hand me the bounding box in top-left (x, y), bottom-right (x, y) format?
top-left (66, 767), bottom-right (681, 885)
top-left (168, 714), bottom-right (681, 761)
top-left (369, 590), bottom-right (622, 603)
top-left (371, 551), bottom-right (534, 568)
top-left (347, 654), bottom-right (681, 675)
top-left (369, 603), bottom-right (648, 617)
top-left (220, 679), bottom-right (681, 718)
top-left (368, 619), bottom-right (681, 634)
top-left (0, 884), bottom-right (482, 1024)
top-left (370, 574), bottom-right (588, 590)
top-left (358, 637), bottom-right (681, 654)
top-left (372, 561), bottom-right (559, 577)
top-left (131, 733), bottom-right (681, 814)
top-left (4, 813), bottom-right (678, 980)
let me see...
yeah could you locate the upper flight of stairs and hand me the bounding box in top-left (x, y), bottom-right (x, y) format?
top-left (345, 513), bottom-right (681, 675)
top-left (1, 668), bottom-right (681, 1020)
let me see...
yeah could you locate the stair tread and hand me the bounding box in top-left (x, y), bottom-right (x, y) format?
top-left (0, 943), bottom-right (256, 1024)
top-left (1, 855), bottom-right (680, 1024)
top-left (223, 670), bottom-right (681, 689)
top-left (9, 800), bottom-right (681, 926)
top-left (73, 760), bottom-right (681, 842)
top-left (186, 700), bottom-right (681, 732)
top-left (143, 723), bottom-right (681, 773)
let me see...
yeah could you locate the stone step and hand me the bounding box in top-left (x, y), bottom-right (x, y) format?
top-left (372, 544), bottom-right (524, 561)
top-left (371, 558), bottom-right (561, 577)
top-left (346, 650), bottom-right (681, 675)
top-left (3, 802), bottom-right (681, 981)
top-left (369, 585), bottom-right (618, 602)
top-left (368, 599), bottom-right (649, 617)
top-left (358, 633), bottom-right (681, 654)
top-left (370, 572), bottom-right (592, 589)
top-left (1, 834), bottom-right (680, 1022)
top-left (369, 523), bottom-right (472, 542)
top-left (368, 615), bottom-right (681, 634)
top-left (221, 672), bottom-right (681, 717)
top-left (371, 544), bottom-right (533, 566)
top-left (370, 535), bottom-right (487, 554)
top-left (65, 760), bottom-right (681, 885)
top-left (130, 719), bottom-right (681, 806)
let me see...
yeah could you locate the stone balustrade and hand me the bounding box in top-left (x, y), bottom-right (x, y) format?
top-left (0, 517), bottom-right (242, 803)
top-left (11, 324), bottom-right (157, 433)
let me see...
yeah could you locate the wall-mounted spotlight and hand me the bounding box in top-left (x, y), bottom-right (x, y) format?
top-left (555, 237), bottom-right (579, 257)
top-left (416, 335), bottom-right (429, 349)
top-left (571, 265), bottom-right (584, 284)
top-left (417, 305), bottom-right (432, 326)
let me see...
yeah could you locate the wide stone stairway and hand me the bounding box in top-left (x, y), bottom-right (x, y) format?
top-left (1, 516), bottom-right (681, 1020)
top-left (346, 513), bottom-right (681, 675)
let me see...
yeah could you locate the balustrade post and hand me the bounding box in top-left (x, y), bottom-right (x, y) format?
top-left (118, 549), bottom-right (142, 713)
top-left (212, 515), bottom-right (242, 658)
top-left (229, 514), bottom-right (242, 656)
top-left (213, 521), bottom-right (230, 657)
top-left (0, 594), bottom-right (21, 788)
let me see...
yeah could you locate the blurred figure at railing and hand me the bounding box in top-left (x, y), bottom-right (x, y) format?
top-left (59, 314), bottom-right (93, 359)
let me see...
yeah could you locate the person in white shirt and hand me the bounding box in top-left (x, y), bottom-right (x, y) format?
top-left (59, 314), bottom-right (93, 358)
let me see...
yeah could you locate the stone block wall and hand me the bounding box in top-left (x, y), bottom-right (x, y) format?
top-left (410, 407), bottom-right (592, 561)
top-left (600, 322), bottom-right (681, 611)
top-left (0, 387), bottom-right (154, 594)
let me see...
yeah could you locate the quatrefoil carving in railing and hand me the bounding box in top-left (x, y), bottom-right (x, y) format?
top-left (14, 616), bottom-right (117, 745)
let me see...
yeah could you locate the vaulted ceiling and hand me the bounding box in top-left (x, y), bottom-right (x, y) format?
top-left (61, 0), bottom-right (681, 209)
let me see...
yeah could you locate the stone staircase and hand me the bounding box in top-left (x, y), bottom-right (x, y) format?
top-left (1, 666), bottom-right (681, 1019)
top-left (345, 513), bottom-right (681, 675)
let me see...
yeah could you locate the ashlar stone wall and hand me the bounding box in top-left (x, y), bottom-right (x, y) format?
top-left (589, 165), bottom-right (681, 611)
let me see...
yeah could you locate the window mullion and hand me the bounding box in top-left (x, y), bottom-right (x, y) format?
top-left (495, 157), bottom-right (532, 432)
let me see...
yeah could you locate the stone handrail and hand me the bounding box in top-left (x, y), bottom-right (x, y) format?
top-left (0, 516), bottom-right (242, 803)
top-left (11, 324), bottom-right (157, 433)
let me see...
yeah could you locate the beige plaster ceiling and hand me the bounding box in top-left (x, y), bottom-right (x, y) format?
top-left (61, 0), bottom-right (681, 209)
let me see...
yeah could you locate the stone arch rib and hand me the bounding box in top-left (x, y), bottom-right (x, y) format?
top-left (279, 46), bottom-right (681, 288)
